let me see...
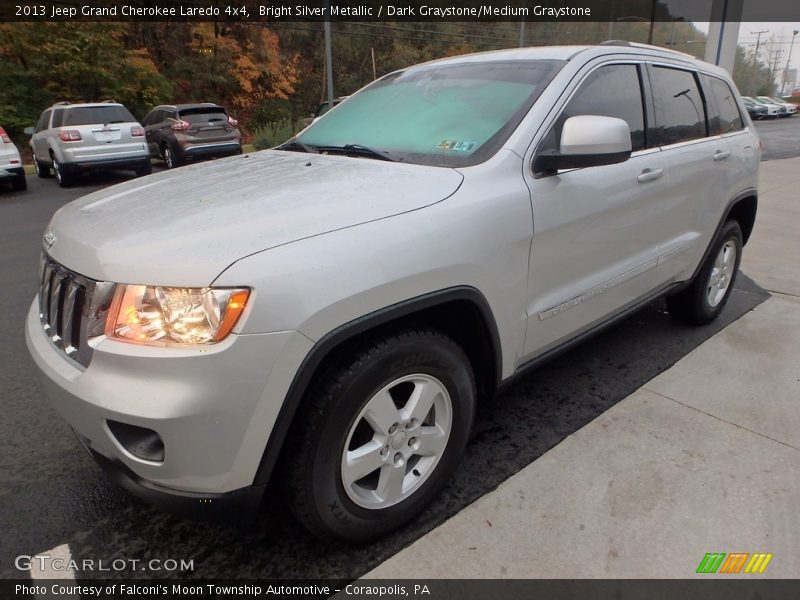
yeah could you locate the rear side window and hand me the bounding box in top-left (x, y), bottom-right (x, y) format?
top-left (650, 67), bottom-right (706, 145)
top-left (36, 110), bottom-right (51, 132)
top-left (540, 64), bottom-right (646, 153)
top-left (51, 109), bottom-right (64, 128)
top-left (141, 110), bottom-right (158, 126)
top-left (179, 108), bottom-right (228, 124)
top-left (62, 106), bottom-right (137, 126)
top-left (704, 76), bottom-right (744, 135)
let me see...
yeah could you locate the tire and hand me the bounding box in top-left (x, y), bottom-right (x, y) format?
top-left (33, 154), bottom-right (51, 178)
top-left (12, 175), bottom-right (27, 191)
top-left (283, 328), bottom-right (476, 542)
top-left (666, 220), bottom-right (743, 325)
top-left (52, 156), bottom-right (71, 187)
top-left (162, 143), bottom-right (179, 169)
top-left (135, 160), bottom-right (152, 177)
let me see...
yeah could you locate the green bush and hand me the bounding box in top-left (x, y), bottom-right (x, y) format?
top-left (252, 119), bottom-right (296, 150)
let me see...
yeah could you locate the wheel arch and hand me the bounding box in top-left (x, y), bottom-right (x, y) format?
top-left (252, 286), bottom-right (502, 486)
top-left (725, 191), bottom-right (757, 245)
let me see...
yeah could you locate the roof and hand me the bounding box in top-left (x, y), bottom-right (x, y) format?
top-left (48, 101), bottom-right (125, 109)
top-left (406, 42), bottom-right (722, 76)
top-left (154, 103), bottom-right (225, 112)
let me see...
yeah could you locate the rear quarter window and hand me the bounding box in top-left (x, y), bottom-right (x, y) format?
top-left (704, 76), bottom-right (745, 135)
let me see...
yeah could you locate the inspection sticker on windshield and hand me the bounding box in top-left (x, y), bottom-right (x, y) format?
top-left (438, 140), bottom-right (476, 152)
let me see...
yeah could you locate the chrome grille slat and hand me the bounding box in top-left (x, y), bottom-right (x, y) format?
top-left (60, 280), bottom-right (80, 353)
top-left (49, 272), bottom-right (66, 343)
top-left (37, 255), bottom-right (113, 369)
top-left (39, 262), bottom-right (52, 324)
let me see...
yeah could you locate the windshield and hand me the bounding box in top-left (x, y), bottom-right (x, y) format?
top-left (63, 106), bottom-right (137, 126)
top-left (291, 60), bottom-right (565, 167)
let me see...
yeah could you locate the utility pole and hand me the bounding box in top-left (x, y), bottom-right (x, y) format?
top-left (324, 0), bottom-right (334, 106)
top-left (782, 30), bottom-right (799, 96)
top-left (647, 0), bottom-right (657, 45)
top-left (519, 19), bottom-right (526, 48)
top-left (751, 29), bottom-right (769, 67)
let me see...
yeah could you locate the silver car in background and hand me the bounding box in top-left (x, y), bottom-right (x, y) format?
top-left (0, 126), bottom-right (26, 191)
top-left (27, 102), bottom-right (151, 187)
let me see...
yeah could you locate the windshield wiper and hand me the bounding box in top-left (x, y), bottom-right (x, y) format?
top-left (276, 140), bottom-right (319, 154)
top-left (317, 144), bottom-right (398, 162)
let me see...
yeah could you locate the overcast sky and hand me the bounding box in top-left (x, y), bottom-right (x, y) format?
top-left (692, 22), bottom-right (800, 74)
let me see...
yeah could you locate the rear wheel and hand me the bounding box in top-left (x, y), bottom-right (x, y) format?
top-left (666, 220), bottom-right (743, 325)
top-left (283, 328), bottom-right (476, 542)
top-left (33, 154), bottom-right (51, 178)
top-left (52, 156), bottom-right (71, 187)
top-left (162, 143), bottom-right (179, 169)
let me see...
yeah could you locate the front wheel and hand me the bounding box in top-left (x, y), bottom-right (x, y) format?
top-left (666, 220), bottom-right (743, 325)
top-left (283, 328), bottom-right (476, 542)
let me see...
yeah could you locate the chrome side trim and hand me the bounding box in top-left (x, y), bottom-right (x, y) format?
top-left (537, 258), bottom-right (658, 321)
top-left (658, 239), bottom-right (697, 265)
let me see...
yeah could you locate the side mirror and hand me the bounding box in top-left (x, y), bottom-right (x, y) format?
top-left (24, 127), bottom-right (35, 135)
top-left (534, 115), bottom-right (632, 174)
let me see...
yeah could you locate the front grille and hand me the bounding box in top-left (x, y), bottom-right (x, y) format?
top-left (38, 255), bottom-right (115, 368)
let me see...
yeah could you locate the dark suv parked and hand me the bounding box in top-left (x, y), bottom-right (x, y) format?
top-left (142, 104), bottom-right (242, 168)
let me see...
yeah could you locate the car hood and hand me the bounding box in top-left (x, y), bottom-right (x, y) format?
top-left (46, 150), bottom-right (464, 286)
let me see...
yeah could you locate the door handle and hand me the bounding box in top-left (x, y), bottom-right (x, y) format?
top-left (713, 150), bottom-right (731, 161)
top-left (637, 168), bottom-right (664, 184)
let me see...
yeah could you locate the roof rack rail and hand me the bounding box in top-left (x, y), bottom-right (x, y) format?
top-left (600, 40), bottom-right (632, 47)
top-left (103, 99), bottom-right (117, 103)
top-left (53, 101), bottom-right (71, 106)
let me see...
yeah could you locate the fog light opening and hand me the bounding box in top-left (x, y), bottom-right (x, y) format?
top-left (106, 420), bottom-right (165, 463)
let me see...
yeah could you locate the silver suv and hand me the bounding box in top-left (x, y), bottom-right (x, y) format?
top-left (27, 102), bottom-right (151, 187)
top-left (26, 43), bottom-right (759, 542)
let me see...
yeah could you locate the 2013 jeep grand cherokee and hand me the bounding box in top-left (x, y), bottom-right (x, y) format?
top-left (26, 43), bottom-right (759, 542)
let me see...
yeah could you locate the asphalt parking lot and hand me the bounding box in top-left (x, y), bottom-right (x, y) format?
top-left (0, 119), bottom-right (789, 580)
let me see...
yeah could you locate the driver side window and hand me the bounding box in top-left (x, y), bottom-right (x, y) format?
top-left (540, 64), bottom-right (646, 155)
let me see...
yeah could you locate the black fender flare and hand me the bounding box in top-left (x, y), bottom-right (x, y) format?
top-left (252, 285), bottom-right (502, 485)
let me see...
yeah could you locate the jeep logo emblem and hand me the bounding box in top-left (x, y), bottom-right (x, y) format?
top-left (43, 228), bottom-right (56, 248)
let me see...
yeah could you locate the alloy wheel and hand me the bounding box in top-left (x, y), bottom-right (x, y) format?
top-left (341, 374), bottom-right (452, 509)
top-left (707, 240), bottom-right (737, 307)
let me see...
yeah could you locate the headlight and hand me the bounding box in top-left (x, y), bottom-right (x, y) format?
top-left (106, 285), bottom-right (250, 346)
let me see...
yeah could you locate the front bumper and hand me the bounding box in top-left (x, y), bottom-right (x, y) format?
top-left (81, 436), bottom-right (264, 521)
top-left (25, 299), bottom-right (313, 502)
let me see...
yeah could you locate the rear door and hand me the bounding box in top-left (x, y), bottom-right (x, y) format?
top-left (523, 61), bottom-right (669, 358)
top-left (32, 110), bottom-right (51, 160)
top-left (143, 109), bottom-right (164, 154)
top-left (646, 64), bottom-right (727, 283)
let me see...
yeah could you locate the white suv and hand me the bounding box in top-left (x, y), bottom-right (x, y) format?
top-left (26, 102), bottom-right (151, 187)
top-left (0, 126), bottom-right (26, 191)
top-left (26, 43), bottom-right (759, 542)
